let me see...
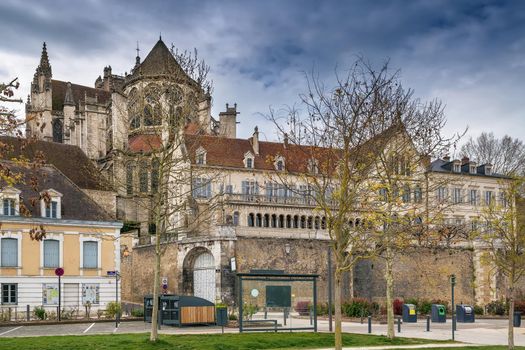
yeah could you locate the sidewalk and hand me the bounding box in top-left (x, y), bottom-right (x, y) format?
top-left (319, 344), bottom-right (477, 350)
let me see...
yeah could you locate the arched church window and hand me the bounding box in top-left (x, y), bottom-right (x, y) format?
top-left (144, 84), bottom-right (162, 126)
top-left (139, 160), bottom-right (149, 193)
top-left (126, 163), bottom-right (134, 195)
top-left (52, 118), bottom-right (63, 143)
top-left (151, 158), bottom-right (159, 192)
top-left (128, 88), bottom-right (140, 130)
top-left (167, 85), bottom-right (183, 122)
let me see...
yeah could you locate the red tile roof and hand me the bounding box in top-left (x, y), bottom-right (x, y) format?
top-left (128, 134), bottom-right (162, 153)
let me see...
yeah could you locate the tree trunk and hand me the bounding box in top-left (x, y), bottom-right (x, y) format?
top-left (385, 245), bottom-right (395, 339)
top-left (334, 268), bottom-right (343, 350)
top-left (149, 237), bottom-right (161, 342)
top-left (508, 276), bottom-right (515, 350)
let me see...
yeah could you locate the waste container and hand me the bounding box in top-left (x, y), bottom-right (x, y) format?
top-left (431, 304), bottom-right (446, 323)
top-left (144, 295), bottom-right (215, 327)
top-left (514, 311), bottom-right (521, 327)
top-left (216, 307), bottom-right (228, 326)
top-left (402, 304), bottom-right (417, 323)
top-left (456, 304), bottom-right (475, 323)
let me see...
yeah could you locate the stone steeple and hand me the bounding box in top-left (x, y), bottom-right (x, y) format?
top-left (32, 42), bottom-right (52, 93)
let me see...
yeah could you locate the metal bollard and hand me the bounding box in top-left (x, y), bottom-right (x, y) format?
top-left (426, 315), bottom-right (430, 332)
top-left (26, 305), bottom-right (30, 321)
top-left (453, 315), bottom-right (457, 331)
top-left (367, 315), bottom-right (372, 333)
top-left (397, 317), bottom-right (401, 333)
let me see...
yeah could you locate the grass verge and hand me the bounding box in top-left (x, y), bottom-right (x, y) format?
top-left (0, 332), bottom-right (448, 350)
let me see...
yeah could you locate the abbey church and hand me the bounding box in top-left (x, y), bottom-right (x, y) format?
top-left (22, 39), bottom-right (512, 307)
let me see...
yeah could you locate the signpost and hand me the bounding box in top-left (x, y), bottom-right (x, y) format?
top-left (450, 274), bottom-right (456, 341)
top-left (55, 268), bottom-right (64, 321)
top-left (107, 271), bottom-right (120, 328)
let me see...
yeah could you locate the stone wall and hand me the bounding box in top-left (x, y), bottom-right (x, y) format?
top-left (354, 247), bottom-right (476, 304)
top-left (120, 243), bottom-right (179, 304)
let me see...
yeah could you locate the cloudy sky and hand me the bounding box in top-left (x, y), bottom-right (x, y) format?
top-left (1, 0), bottom-right (524, 145)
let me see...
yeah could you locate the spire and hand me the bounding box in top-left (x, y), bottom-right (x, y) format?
top-left (63, 82), bottom-right (75, 106)
top-left (37, 42), bottom-right (52, 78)
top-left (134, 41), bottom-right (141, 70)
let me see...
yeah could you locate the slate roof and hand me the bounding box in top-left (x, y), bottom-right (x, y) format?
top-left (51, 79), bottom-right (110, 111)
top-left (128, 39), bottom-right (188, 81)
top-left (0, 136), bottom-right (112, 191)
top-left (0, 161), bottom-right (114, 221)
top-left (429, 158), bottom-right (508, 178)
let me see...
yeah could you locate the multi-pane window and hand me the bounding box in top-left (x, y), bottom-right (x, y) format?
top-left (151, 159), bottom-right (159, 192)
top-left (413, 186), bottom-right (422, 203)
top-left (192, 178), bottom-right (211, 198)
top-left (1, 284), bottom-right (17, 304)
top-left (453, 188), bottom-right (462, 204)
top-left (453, 163), bottom-right (461, 173)
top-left (83, 241), bottom-right (98, 269)
top-left (43, 239), bottom-right (59, 268)
top-left (470, 189), bottom-right (478, 206)
top-left (1, 238), bottom-right (18, 267)
top-left (126, 164), bottom-right (134, 195)
top-left (499, 192), bottom-right (508, 208)
top-left (241, 181), bottom-right (258, 195)
top-left (436, 187), bottom-right (447, 202)
top-left (45, 201), bottom-right (58, 218)
top-left (276, 160), bottom-right (284, 171)
top-left (196, 151), bottom-right (206, 165)
top-left (246, 158), bottom-right (253, 168)
top-left (402, 185), bottom-right (411, 203)
top-left (485, 191), bottom-right (494, 206)
top-left (3, 199), bottom-right (16, 216)
top-left (139, 161), bottom-right (149, 193)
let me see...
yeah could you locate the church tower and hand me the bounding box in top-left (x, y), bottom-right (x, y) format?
top-left (26, 42), bottom-right (53, 140)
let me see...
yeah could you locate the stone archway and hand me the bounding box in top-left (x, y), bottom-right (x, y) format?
top-left (182, 247), bottom-right (216, 302)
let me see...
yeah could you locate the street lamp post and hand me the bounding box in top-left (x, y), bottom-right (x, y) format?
top-left (450, 274), bottom-right (456, 341)
top-left (328, 247), bottom-right (333, 332)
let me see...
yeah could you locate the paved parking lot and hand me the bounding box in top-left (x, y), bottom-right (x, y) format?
top-left (1, 317), bottom-right (524, 346)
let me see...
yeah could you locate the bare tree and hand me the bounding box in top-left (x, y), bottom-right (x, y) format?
top-left (107, 45), bottom-right (224, 341)
top-left (473, 177), bottom-right (525, 350)
top-left (461, 132), bottom-right (525, 176)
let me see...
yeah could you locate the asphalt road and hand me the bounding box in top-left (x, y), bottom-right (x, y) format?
top-left (0, 317), bottom-right (524, 346)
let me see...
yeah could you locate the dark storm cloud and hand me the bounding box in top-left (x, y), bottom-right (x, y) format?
top-left (1, 0), bottom-right (524, 140)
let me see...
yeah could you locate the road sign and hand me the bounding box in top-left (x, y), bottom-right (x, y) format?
top-left (55, 267), bottom-right (64, 276)
top-left (107, 271), bottom-right (117, 276)
top-left (161, 277), bottom-right (168, 285)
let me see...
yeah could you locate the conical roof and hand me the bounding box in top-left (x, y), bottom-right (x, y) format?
top-left (129, 39), bottom-right (187, 80)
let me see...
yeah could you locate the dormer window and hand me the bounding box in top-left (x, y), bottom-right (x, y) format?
top-left (196, 147), bottom-right (207, 165)
top-left (307, 158), bottom-right (319, 174)
top-left (40, 189), bottom-right (62, 219)
top-left (244, 152), bottom-right (254, 169)
top-left (1, 187), bottom-right (21, 216)
top-left (485, 165), bottom-right (493, 176)
top-left (469, 163), bottom-right (477, 174)
top-left (452, 160), bottom-right (461, 173)
top-left (274, 156), bottom-right (285, 171)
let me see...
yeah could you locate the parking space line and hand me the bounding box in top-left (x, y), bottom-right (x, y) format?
top-left (83, 323), bottom-right (95, 334)
top-left (0, 326), bottom-right (23, 336)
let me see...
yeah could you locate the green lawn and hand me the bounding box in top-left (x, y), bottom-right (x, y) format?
top-left (0, 332), bottom-right (445, 350)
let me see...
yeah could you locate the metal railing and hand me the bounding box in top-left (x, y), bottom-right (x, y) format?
top-left (224, 193), bottom-right (334, 207)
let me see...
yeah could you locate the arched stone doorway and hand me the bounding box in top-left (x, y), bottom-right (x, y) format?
top-left (182, 247), bottom-right (216, 302)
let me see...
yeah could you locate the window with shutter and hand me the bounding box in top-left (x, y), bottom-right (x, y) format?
top-left (83, 241), bottom-right (98, 269)
top-left (43, 240), bottom-right (59, 268)
top-left (1, 238), bottom-right (18, 267)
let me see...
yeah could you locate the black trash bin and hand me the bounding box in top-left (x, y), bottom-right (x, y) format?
top-left (402, 304), bottom-right (417, 323)
top-left (216, 307), bottom-right (228, 326)
top-left (431, 304), bottom-right (446, 323)
top-left (456, 304), bottom-right (475, 323)
top-left (514, 311), bottom-right (521, 327)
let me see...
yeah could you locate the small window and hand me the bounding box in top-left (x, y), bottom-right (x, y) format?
top-left (246, 158), bottom-right (253, 169)
top-left (402, 185), bottom-right (411, 203)
top-left (233, 211), bottom-right (239, 226)
top-left (469, 165), bottom-right (476, 174)
top-left (192, 178), bottom-right (211, 198)
top-left (45, 201), bottom-right (58, 218)
top-left (485, 166), bottom-right (492, 176)
top-left (3, 199), bottom-right (16, 216)
top-left (196, 148), bottom-right (207, 165)
top-left (1, 238), bottom-right (18, 267)
top-left (453, 163), bottom-right (461, 173)
top-left (43, 240), bottom-right (59, 268)
top-left (436, 187), bottom-right (447, 202)
top-left (1, 284), bottom-right (17, 305)
top-left (83, 241), bottom-right (98, 269)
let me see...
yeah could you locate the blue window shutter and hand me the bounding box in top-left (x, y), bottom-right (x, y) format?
top-left (44, 240), bottom-right (59, 268)
top-left (83, 241), bottom-right (98, 268)
top-left (1, 238), bottom-right (18, 267)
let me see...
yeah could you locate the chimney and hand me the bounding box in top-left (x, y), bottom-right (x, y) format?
top-left (252, 126), bottom-right (259, 155)
top-left (283, 133), bottom-right (289, 149)
top-left (443, 155), bottom-right (451, 162)
top-left (461, 156), bottom-right (470, 165)
top-left (218, 103), bottom-right (239, 138)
